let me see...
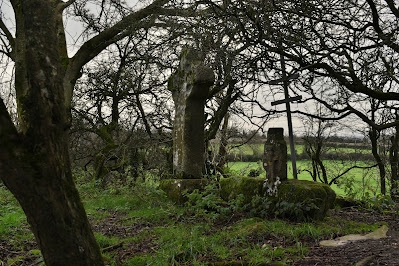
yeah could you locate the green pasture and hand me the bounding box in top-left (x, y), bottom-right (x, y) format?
top-left (227, 160), bottom-right (380, 198)
top-left (225, 143), bottom-right (371, 157)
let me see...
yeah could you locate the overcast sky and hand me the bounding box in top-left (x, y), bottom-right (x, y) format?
top-left (0, 0), bottom-right (368, 138)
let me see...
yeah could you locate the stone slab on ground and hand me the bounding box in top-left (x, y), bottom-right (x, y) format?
top-left (320, 225), bottom-right (389, 247)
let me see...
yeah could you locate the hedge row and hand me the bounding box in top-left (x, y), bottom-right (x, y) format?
top-left (226, 152), bottom-right (375, 162)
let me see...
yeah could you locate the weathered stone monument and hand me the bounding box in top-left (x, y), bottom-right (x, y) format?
top-left (263, 128), bottom-right (287, 192)
top-left (168, 48), bottom-right (215, 178)
top-left (159, 48), bottom-right (214, 203)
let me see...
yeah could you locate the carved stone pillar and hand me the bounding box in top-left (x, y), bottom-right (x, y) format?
top-left (168, 48), bottom-right (214, 178)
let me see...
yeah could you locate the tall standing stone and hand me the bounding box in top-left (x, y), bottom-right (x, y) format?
top-left (168, 48), bottom-right (215, 179)
top-left (263, 128), bottom-right (287, 189)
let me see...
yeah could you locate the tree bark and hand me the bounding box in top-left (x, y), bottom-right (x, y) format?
top-left (369, 128), bottom-right (386, 195)
top-left (215, 112), bottom-right (230, 178)
top-left (389, 119), bottom-right (399, 201)
top-left (1, 0), bottom-right (171, 264)
top-left (0, 1), bottom-right (105, 264)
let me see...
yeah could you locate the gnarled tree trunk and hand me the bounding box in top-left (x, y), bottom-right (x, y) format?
top-left (0, 1), bottom-right (104, 265)
top-left (0, 0), bottom-right (171, 264)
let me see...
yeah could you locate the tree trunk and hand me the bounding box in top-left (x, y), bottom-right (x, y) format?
top-left (369, 128), bottom-right (386, 195)
top-left (317, 158), bottom-right (329, 184)
top-left (0, 1), bottom-right (104, 265)
top-left (216, 113), bottom-right (230, 178)
top-left (390, 120), bottom-right (399, 201)
top-left (311, 160), bottom-right (317, 182)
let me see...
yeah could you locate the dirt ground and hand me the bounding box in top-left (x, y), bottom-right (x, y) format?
top-left (2, 208), bottom-right (399, 265)
top-left (295, 209), bottom-right (399, 266)
top-left (96, 208), bottom-right (399, 266)
top-left (92, 208), bottom-right (399, 266)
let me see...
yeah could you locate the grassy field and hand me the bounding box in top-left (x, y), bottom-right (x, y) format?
top-left (0, 177), bottom-right (385, 265)
top-left (227, 161), bottom-right (380, 198)
top-left (226, 143), bottom-right (371, 157)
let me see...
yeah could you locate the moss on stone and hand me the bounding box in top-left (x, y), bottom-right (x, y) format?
top-left (219, 176), bottom-right (264, 204)
top-left (335, 196), bottom-right (363, 208)
top-left (219, 177), bottom-right (336, 221)
top-left (277, 179), bottom-right (336, 220)
top-left (159, 179), bottom-right (209, 204)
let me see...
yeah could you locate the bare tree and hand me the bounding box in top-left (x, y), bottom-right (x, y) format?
top-left (302, 117), bottom-right (332, 183)
top-left (71, 30), bottom-right (174, 181)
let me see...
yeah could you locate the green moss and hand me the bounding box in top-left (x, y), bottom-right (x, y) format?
top-left (220, 176), bottom-right (264, 204)
top-left (220, 177), bottom-right (336, 221)
top-left (277, 180), bottom-right (336, 220)
top-left (237, 222), bottom-right (268, 237)
top-left (335, 196), bottom-right (363, 208)
top-left (159, 179), bottom-right (209, 204)
top-left (61, 57), bottom-right (69, 68)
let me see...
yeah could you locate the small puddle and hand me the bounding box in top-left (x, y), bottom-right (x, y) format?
top-left (320, 225), bottom-right (388, 247)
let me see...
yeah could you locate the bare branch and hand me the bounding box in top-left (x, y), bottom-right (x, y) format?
top-left (384, 0), bottom-right (399, 18)
top-left (293, 57), bottom-right (399, 101)
top-left (328, 164), bottom-right (378, 186)
top-left (365, 0), bottom-right (399, 53)
top-left (58, 0), bottom-right (76, 11)
top-left (64, 0), bottom-right (173, 104)
top-left (0, 18), bottom-right (15, 57)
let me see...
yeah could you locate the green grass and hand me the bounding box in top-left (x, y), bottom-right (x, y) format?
top-left (0, 185), bottom-right (37, 265)
top-left (119, 213), bottom-right (381, 265)
top-left (0, 187), bottom-right (32, 240)
top-left (0, 167), bottom-right (388, 265)
top-left (77, 175), bottom-right (398, 266)
top-left (228, 143), bottom-right (264, 156)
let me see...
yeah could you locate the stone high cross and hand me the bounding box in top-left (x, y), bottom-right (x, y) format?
top-left (168, 48), bottom-right (215, 179)
top-left (270, 53), bottom-right (301, 179)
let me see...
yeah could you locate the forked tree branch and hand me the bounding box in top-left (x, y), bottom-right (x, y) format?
top-left (384, 0), bottom-right (399, 18)
top-left (328, 164), bottom-right (378, 186)
top-left (64, 0), bottom-right (173, 105)
top-left (58, 0), bottom-right (76, 11)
